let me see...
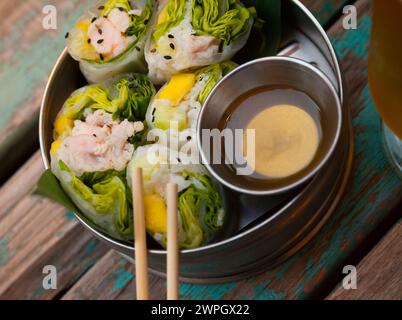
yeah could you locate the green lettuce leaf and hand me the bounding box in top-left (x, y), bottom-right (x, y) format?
top-left (101, 0), bottom-right (132, 16)
top-left (112, 75), bottom-right (156, 121)
top-left (101, 0), bottom-right (153, 39)
top-left (177, 171), bottom-right (224, 248)
top-left (34, 166), bottom-right (132, 240)
top-left (83, 0), bottom-right (154, 66)
top-left (191, 0), bottom-right (252, 46)
top-left (64, 86), bottom-right (111, 119)
top-left (196, 61), bottom-right (236, 104)
top-left (125, 5), bottom-right (152, 37)
top-left (59, 161), bottom-right (132, 238)
top-left (153, 0), bottom-right (187, 42)
top-left (178, 187), bottom-right (204, 248)
top-left (63, 74), bottom-right (155, 121)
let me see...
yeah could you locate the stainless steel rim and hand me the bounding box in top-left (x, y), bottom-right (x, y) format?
top-left (197, 56), bottom-right (343, 196)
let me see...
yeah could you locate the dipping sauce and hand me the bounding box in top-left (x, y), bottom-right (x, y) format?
top-left (223, 86), bottom-right (322, 181)
top-left (244, 104), bottom-right (319, 178)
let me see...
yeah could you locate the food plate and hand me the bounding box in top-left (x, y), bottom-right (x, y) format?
top-left (39, 0), bottom-right (353, 282)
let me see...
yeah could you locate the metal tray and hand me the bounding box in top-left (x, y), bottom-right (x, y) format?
top-left (39, 0), bottom-right (353, 283)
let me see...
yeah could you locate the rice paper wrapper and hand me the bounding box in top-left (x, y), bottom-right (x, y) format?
top-left (67, 0), bottom-right (155, 83)
top-left (127, 144), bottom-right (227, 249)
top-left (51, 154), bottom-right (133, 241)
top-left (145, 0), bottom-right (253, 84)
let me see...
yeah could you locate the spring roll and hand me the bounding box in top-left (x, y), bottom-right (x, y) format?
top-left (145, 61), bottom-right (236, 144)
top-left (145, 0), bottom-right (253, 84)
top-left (50, 74), bottom-right (155, 240)
top-left (67, 0), bottom-right (155, 83)
top-left (127, 144), bottom-right (226, 249)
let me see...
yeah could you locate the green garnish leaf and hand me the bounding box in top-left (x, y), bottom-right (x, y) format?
top-left (34, 169), bottom-right (80, 213)
top-left (234, 0), bottom-right (281, 62)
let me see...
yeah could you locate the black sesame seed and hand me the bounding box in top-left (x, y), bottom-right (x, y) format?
top-left (164, 55), bottom-right (172, 60)
top-left (177, 157), bottom-right (182, 163)
top-left (169, 43), bottom-right (175, 50)
top-left (135, 46), bottom-right (140, 52)
top-left (65, 32), bottom-right (69, 39)
top-left (103, 15), bottom-right (107, 18)
top-left (97, 39), bottom-right (104, 44)
top-left (144, 19), bottom-right (149, 25)
top-left (186, 136), bottom-right (192, 141)
top-left (98, 29), bottom-right (103, 35)
top-left (151, 108), bottom-right (156, 116)
top-left (118, 7), bottom-right (124, 11)
top-left (152, 116), bottom-right (155, 122)
top-left (91, 17), bottom-right (97, 23)
top-left (100, 54), bottom-right (104, 60)
top-left (93, 134), bottom-right (97, 138)
top-left (98, 5), bottom-right (104, 10)
top-left (168, 34), bottom-right (174, 38)
top-left (87, 38), bottom-right (91, 44)
top-left (191, 33), bottom-right (197, 36)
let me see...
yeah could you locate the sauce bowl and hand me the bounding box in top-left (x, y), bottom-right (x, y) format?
top-left (197, 56), bottom-right (342, 196)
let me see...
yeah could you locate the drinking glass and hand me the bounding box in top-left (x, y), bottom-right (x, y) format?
top-left (368, 0), bottom-right (402, 175)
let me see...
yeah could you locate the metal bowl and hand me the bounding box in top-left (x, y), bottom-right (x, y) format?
top-left (39, 0), bottom-right (353, 282)
top-left (197, 56), bottom-right (342, 196)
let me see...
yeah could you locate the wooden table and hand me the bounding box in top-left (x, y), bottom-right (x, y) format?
top-left (0, 0), bottom-right (401, 300)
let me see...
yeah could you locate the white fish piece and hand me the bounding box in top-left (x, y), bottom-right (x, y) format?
top-left (88, 16), bottom-right (134, 58)
top-left (108, 8), bottom-right (131, 32)
top-left (58, 110), bottom-right (143, 176)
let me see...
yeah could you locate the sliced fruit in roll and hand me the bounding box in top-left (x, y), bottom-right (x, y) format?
top-left (50, 74), bottom-right (155, 240)
top-left (127, 144), bottom-right (226, 249)
top-left (67, 0), bottom-right (155, 83)
top-left (145, 61), bottom-right (236, 145)
top-left (145, 0), bottom-right (253, 84)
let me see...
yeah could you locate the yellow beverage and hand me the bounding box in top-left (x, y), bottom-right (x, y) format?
top-left (368, 0), bottom-right (402, 139)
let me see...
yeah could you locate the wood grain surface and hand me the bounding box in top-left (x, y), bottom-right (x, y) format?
top-left (0, 0), bottom-right (400, 300)
top-left (0, 152), bottom-right (108, 299)
top-left (0, 0), bottom-right (92, 181)
top-left (327, 219), bottom-right (402, 300)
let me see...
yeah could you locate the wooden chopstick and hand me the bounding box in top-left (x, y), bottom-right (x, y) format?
top-left (167, 183), bottom-right (179, 300)
top-left (132, 167), bottom-right (149, 300)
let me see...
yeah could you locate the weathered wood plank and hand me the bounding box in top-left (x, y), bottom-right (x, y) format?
top-left (0, 152), bottom-right (108, 299)
top-left (61, 0), bottom-right (402, 300)
top-left (302, 0), bottom-right (351, 26)
top-left (0, 224), bottom-right (108, 300)
top-left (0, 0), bottom-right (92, 181)
top-left (0, 152), bottom-right (44, 220)
top-left (62, 250), bottom-right (163, 301)
top-left (327, 220), bottom-right (402, 300)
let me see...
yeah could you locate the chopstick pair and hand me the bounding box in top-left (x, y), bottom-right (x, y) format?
top-left (132, 167), bottom-right (179, 300)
